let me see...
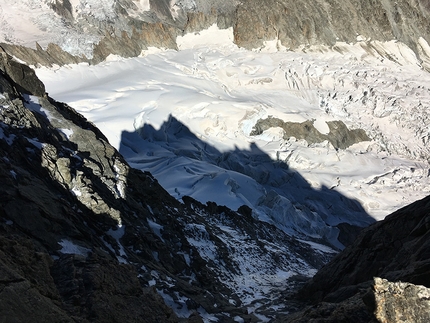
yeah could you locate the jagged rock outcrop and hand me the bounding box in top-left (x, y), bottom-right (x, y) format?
top-left (283, 194), bottom-right (430, 322)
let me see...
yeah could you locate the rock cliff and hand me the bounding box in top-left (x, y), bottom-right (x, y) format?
top-left (1, 0), bottom-right (430, 68)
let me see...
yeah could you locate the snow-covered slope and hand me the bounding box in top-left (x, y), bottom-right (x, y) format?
top-left (36, 26), bottom-right (430, 249)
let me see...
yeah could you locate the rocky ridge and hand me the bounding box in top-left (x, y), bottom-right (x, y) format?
top-left (1, 0), bottom-right (430, 69)
top-left (283, 194), bottom-right (430, 322)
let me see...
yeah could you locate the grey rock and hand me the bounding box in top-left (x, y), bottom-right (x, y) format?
top-left (250, 116), bottom-right (370, 149)
top-left (374, 277), bottom-right (430, 323)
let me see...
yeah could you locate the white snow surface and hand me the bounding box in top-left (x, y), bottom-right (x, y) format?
top-left (36, 26), bottom-right (430, 241)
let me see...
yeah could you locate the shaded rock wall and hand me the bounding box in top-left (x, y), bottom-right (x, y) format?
top-left (250, 116), bottom-right (370, 149)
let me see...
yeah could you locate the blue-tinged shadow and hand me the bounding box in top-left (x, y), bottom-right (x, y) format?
top-left (119, 114), bottom-right (375, 249)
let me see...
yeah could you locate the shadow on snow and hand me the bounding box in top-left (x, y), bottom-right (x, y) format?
top-left (119, 114), bottom-right (375, 249)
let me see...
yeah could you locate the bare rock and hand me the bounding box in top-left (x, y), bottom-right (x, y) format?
top-left (0, 47), bottom-right (45, 96)
top-left (374, 277), bottom-right (430, 323)
top-left (1, 0), bottom-right (430, 67)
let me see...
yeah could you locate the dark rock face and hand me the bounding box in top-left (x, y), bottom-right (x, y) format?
top-left (283, 194), bottom-right (430, 322)
top-left (373, 278), bottom-right (430, 323)
top-left (0, 47), bottom-right (45, 96)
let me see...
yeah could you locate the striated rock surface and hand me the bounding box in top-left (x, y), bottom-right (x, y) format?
top-left (234, 0), bottom-right (430, 52)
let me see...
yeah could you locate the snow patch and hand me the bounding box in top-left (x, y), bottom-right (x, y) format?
top-left (147, 219), bottom-right (165, 242)
top-left (58, 239), bottom-right (90, 256)
top-left (106, 225), bottom-right (128, 263)
top-left (58, 128), bottom-right (73, 139)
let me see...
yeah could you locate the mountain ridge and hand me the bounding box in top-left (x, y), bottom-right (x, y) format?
top-left (1, 0), bottom-right (430, 69)
top-left (284, 194), bottom-right (430, 322)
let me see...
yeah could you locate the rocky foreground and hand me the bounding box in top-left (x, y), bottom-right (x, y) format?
top-left (286, 194), bottom-right (430, 322)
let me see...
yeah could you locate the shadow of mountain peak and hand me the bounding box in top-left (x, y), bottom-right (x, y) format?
top-left (119, 114), bottom-right (375, 249)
